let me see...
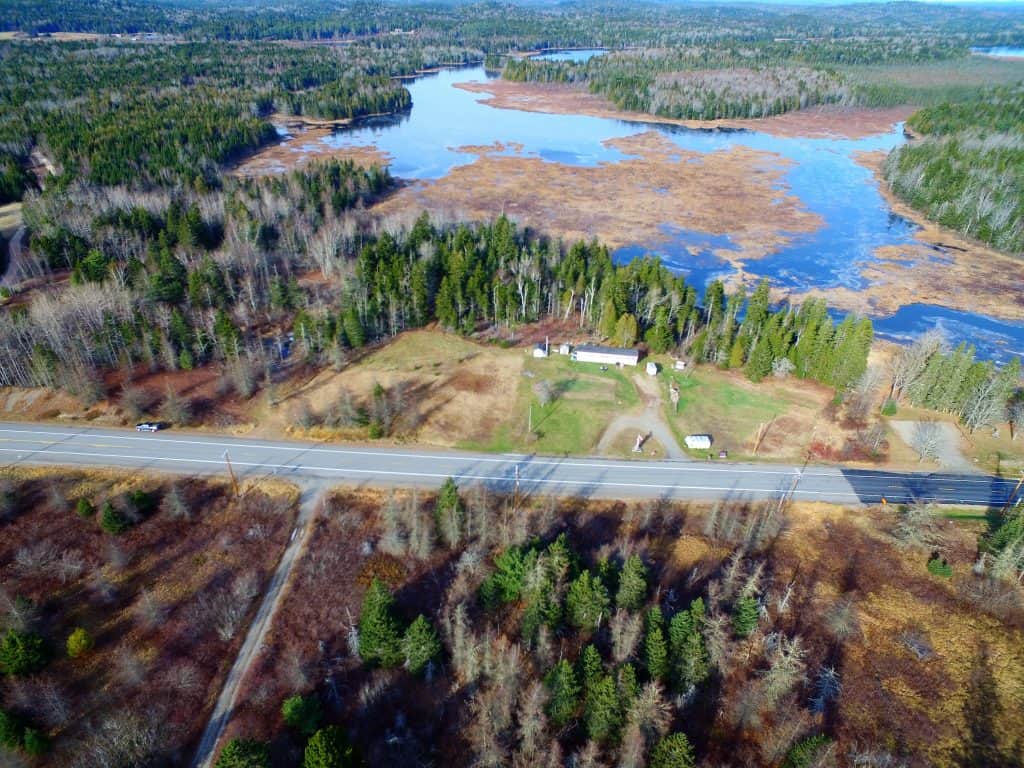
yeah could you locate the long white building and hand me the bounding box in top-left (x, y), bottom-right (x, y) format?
top-left (570, 344), bottom-right (640, 367)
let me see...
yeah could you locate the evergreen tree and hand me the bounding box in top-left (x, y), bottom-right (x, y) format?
top-left (650, 733), bottom-right (696, 768)
top-left (0, 629), bottom-right (48, 676)
top-left (732, 596), bottom-right (759, 638)
top-left (644, 607), bottom-right (669, 682)
top-left (358, 578), bottom-right (403, 667)
top-left (599, 298), bottom-right (619, 340)
top-left (342, 305), bottom-right (365, 348)
top-left (579, 644), bottom-right (604, 694)
top-left (615, 555), bottom-right (648, 612)
top-left (745, 335), bottom-right (774, 382)
top-left (616, 662), bottom-right (639, 705)
top-left (0, 710), bottom-right (23, 749)
top-left (434, 477), bottom-right (463, 548)
top-left (66, 627), bottom-right (93, 658)
top-left (402, 615), bottom-right (441, 675)
top-left (304, 726), bottom-right (358, 768)
top-left (615, 313), bottom-right (639, 347)
top-left (544, 659), bottom-right (581, 727)
top-left (100, 501), bottom-right (130, 534)
top-left (645, 308), bottom-right (674, 354)
top-left (282, 694), bottom-right (323, 735)
top-left (215, 739), bottom-right (271, 768)
top-left (584, 674), bottom-right (622, 743)
top-left (566, 571), bottom-right (611, 631)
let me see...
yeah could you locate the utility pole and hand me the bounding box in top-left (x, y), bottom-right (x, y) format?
top-left (223, 450), bottom-right (240, 498)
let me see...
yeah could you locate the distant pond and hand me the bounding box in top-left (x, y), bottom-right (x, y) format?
top-left (971, 46), bottom-right (1024, 58)
top-left (321, 65), bottom-right (1024, 361)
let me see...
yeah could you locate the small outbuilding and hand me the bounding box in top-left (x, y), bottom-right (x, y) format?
top-left (684, 434), bottom-right (713, 450)
top-left (533, 344), bottom-right (549, 358)
top-left (673, 359), bottom-right (688, 371)
top-left (646, 361), bottom-right (658, 376)
top-left (558, 343), bottom-right (572, 356)
top-left (571, 344), bottom-right (640, 367)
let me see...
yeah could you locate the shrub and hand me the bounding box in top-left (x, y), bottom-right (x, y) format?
top-left (927, 556), bottom-right (953, 578)
top-left (281, 694), bottom-right (323, 736)
top-left (66, 627), bottom-right (94, 658)
top-left (0, 628), bottom-right (48, 676)
top-left (215, 738), bottom-right (271, 768)
top-left (100, 501), bottom-right (131, 534)
top-left (304, 726), bottom-right (358, 768)
top-left (75, 497), bottom-right (96, 518)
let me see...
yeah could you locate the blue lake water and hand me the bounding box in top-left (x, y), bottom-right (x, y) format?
top-left (971, 46), bottom-right (1024, 58)
top-left (324, 65), bottom-right (1024, 361)
top-left (532, 48), bottom-right (608, 62)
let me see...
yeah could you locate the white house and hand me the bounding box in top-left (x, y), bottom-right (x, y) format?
top-left (571, 344), bottom-right (640, 367)
top-left (684, 434), bottom-right (713, 450)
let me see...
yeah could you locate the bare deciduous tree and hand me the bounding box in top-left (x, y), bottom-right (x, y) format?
top-left (909, 420), bottom-right (942, 463)
top-left (892, 503), bottom-right (945, 550)
top-left (610, 610), bottom-right (643, 664)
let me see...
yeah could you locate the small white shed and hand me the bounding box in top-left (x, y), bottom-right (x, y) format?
top-left (684, 434), bottom-right (713, 450)
top-left (558, 343), bottom-right (572, 356)
top-left (646, 361), bottom-right (658, 376)
top-left (533, 344), bottom-right (549, 358)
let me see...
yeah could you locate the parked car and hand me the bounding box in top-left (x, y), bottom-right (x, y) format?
top-left (135, 422), bottom-right (166, 432)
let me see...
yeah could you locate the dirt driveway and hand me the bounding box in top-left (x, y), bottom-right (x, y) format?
top-left (596, 370), bottom-right (687, 460)
top-left (889, 420), bottom-right (981, 474)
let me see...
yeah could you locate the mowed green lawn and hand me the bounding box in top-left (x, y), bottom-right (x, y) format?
top-left (661, 365), bottom-right (795, 458)
top-left (462, 353), bottom-right (640, 455)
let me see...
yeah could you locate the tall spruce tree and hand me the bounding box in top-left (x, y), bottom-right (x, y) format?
top-left (358, 578), bottom-right (403, 667)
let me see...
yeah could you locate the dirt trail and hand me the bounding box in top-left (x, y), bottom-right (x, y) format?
top-left (2, 226), bottom-right (25, 288)
top-left (191, 484), bottom-right (323, 767)
top-left (597, 371), bottom-right (687, 460)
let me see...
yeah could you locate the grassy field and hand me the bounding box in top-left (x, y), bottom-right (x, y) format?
top-left (463, 352), bottom-right (641, 455)
top-left (654, 359), bottom-right (836, 461)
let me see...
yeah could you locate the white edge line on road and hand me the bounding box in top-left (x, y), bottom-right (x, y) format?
top-left (0, 447), bottom-right (1006, 505)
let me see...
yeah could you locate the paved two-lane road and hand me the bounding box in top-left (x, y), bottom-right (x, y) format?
top-left (0, 423), bottom-right (1017, 507)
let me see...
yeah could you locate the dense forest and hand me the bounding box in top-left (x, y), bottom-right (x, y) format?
top-left (0, 40), bottom-right (473, 195)
top-left (884, 84), bottom-right (1024, 255)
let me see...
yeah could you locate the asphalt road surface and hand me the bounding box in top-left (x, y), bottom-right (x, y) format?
top-left (0, 423), bottom-right (1018, 507)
